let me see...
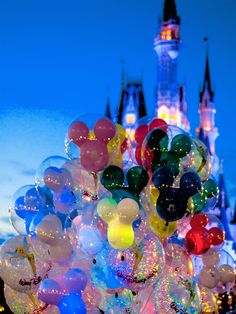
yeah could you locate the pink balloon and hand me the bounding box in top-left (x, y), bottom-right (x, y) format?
top-left (80, 139), bottom-right (109, 172)
top-left (43, 167), bottom-right (72, 193)
top-left (68, 121), bottom-right (89, 147)
top-left (94, 118), bottom-right (116, 144)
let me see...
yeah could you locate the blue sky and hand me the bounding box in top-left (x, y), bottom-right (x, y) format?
top-left (0, 0), bottom-right (236, 236)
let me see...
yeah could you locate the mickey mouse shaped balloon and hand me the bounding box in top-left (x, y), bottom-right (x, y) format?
top-left (97, 197), bottom-right (140, 249)
top-left (100, 165), bottom-right (149, 203)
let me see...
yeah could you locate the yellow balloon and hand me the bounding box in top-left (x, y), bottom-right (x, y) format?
top-left (108, 219), bottom-right (134, 249)
top-left (89, 130), bottom-right (95, 140)
top-left (116, 124), bottom-right (126, 143)
top-left (112, 152), bottom-right (123, 168)
top-left (149, 211), bottom-right (177, 239)
top-left (107, 133), bottom-right (120, 161)
top-left (150, 186), bottom-right (160, 206)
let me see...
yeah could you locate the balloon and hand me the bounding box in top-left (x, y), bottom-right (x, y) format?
top-left (64, 268), bottom-right (88, 294)
top-left (98, 198), bottom-right (139, 249)
top-left (156, 188), bottom-right (188, 222)
top-left (80, 139), bottom-right (109, 173)
top-left (126, 166), bottom-right (149, 196)
top-left (135, 124), bottom-right (148, 144)
top-left (0, 236), bottom-right (51, 293)
top-left (94, 118), bottom-right (116, 144)
top-left (185, 227), bottom-right (212, 255)
top-left (68, 121), bottom-right (89, 147)
top-left (107, 235), bottom-right (165, 290)
top-left (148, 118), bottom-right (168, 132)
top-left (199, 266), bottom-right (220, 289)
top-left (171, 134), bottom-right (192, 158)
top-left (59, 293), bottom-right (86, 314)
top-left (36, 214), bottom-right (63, 245)
top-left (49, 237), bottom-right (73, 264)
top-left (149, 211), bottom-right (177, 239)
top-left (155, 272), bottom-right (200, 313)
top-left (190, 213), bottom-right (208, 229)
top-left (4, 284), bottom-right (59, 314)
top-left (180, 171), bottom-right (202, 197)
top-left (38, 278), bottom-right (64, 305)
top-left (152, 166), bottom-right (174, 189)
top-left (78, 225), bottom-right (103, 256)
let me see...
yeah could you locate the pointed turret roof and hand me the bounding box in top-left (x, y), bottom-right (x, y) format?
top-left (105, 96), bottom-right (112, 120)
top-left (230, 200), bottom-right (236, 225)
top-left (163, 0), bottom-right (180, 24)
top-left (216, 160), bottom-right (230, 209)
top-left (200, 54), bottom-right (214, 102)
top-left (116, 60), bottom-right (125, 124)
top-left (138, 84), bottom-right (147, 119)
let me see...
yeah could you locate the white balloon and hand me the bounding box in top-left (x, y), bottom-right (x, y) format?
top-left (49, 237), bottom-right (73, 264)
top-left (199, 266), bottom-right (220, 289)
top-left (36, 215), bottom-right (63, 245)
top-left (218, 264), bottom-right (235, 284)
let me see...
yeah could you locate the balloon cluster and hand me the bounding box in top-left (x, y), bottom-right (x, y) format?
top-left (0, 114), bottom-right (235, 314)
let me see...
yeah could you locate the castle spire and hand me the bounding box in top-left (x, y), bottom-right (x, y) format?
top-left (196, 41), bottom-right (218, 156)
top-left (105, 95), bottom-right (112, 120)
top-left (163, 0), bottom-right (180, 24)
top-left (116, 60), bottom-right (126, 124)
top-left (200, 51), bottom-right (214, 102)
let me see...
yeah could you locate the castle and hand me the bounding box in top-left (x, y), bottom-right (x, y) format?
top-left (105, 0), bottom-right (236, 257)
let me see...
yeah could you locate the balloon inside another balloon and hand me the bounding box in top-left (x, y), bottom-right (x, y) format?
top-left (155, 272), bottom-right (201, 314)
top-left (0, 235), bottom-right (51, 293)
top-left (141, 124), bottom-right (193, 173)
top-left (180, 137), bottom-right (212, 182)
top-left (4, 284), bottom-right (59, 314)
top-left (164, 243), bottom-right (194, 276)
top-left (198, 248), bottom-right (235, 293)
top-left (106, 235), bottom-right (165, 291)
top-left (66, 114), bottom-right (121, 173)
top-left (9, 184), bottom-right (52, 235)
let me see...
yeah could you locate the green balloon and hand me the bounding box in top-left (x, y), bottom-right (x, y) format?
top-left (146, 128), bottom-right (169, 153)
top-left (127, 166), bottom-right (149, 195)
top-left (203, 178), bottom-right (218, 198)
top-left (160, 151), bottom-right (180, 177)
top-left (171, 134), bottom-right (192, 158)
top-left (100, 165), bottom-right (124, 190)
top-left (191, 190), bottom-right (207, 213)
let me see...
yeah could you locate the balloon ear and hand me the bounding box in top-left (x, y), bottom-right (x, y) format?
top-left (127, 166), bottom-right (149, 195)
top-left (100, 165), bottom-right (124, 191)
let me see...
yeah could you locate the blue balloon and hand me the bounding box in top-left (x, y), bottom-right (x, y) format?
top-left (59, 294), bottom-right (86, 314)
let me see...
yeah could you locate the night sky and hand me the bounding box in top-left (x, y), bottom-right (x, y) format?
top-left (0, 0), bottom-right (236, 236)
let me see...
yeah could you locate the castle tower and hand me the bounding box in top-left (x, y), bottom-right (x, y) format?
top-left (105, 96), bottom-right (112, 120)
top-left (154, 0), bottom-right (189, 131)
top-left (196, 53), bottom-right (219, 156)
top-left (114, 61), bottom-right (147, 139)
top-left (117, 81), bottom-right (147, 140)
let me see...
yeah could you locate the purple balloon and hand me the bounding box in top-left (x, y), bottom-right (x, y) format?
top-left (80, 139), bottom-right (109, 172)
top-left (38, 278), bottom-right (64, 305)
top-left (64, 268), bottom-right (88, 294)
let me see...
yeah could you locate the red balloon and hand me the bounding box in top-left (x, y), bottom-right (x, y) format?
top-left (120, 138), bottom-right (128, 154)
top-left (149, 118), bottom-right (168, 132)
top-left (94, 118), bottom-right (116, 144)
top-left (134, 124), bottom-right (148, 144)
top-left (190, 213), bottom-right (208, 229)
top-left (135, 143), bottom-right (142, 166)
top-left (209, 227), bottom-right (225, 246)
top-left (80, 139), bottom-right (109, 173)
top-left (185, 227), bottom-right (212, 255)
top-left (68, 121), bottom-right (89, 147)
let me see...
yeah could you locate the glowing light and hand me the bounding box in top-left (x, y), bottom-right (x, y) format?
top-left (125, 114), bottom-right (135, 124)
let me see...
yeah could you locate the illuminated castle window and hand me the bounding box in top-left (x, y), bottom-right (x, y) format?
top-left (125, 113), bottom-right (136, 125)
